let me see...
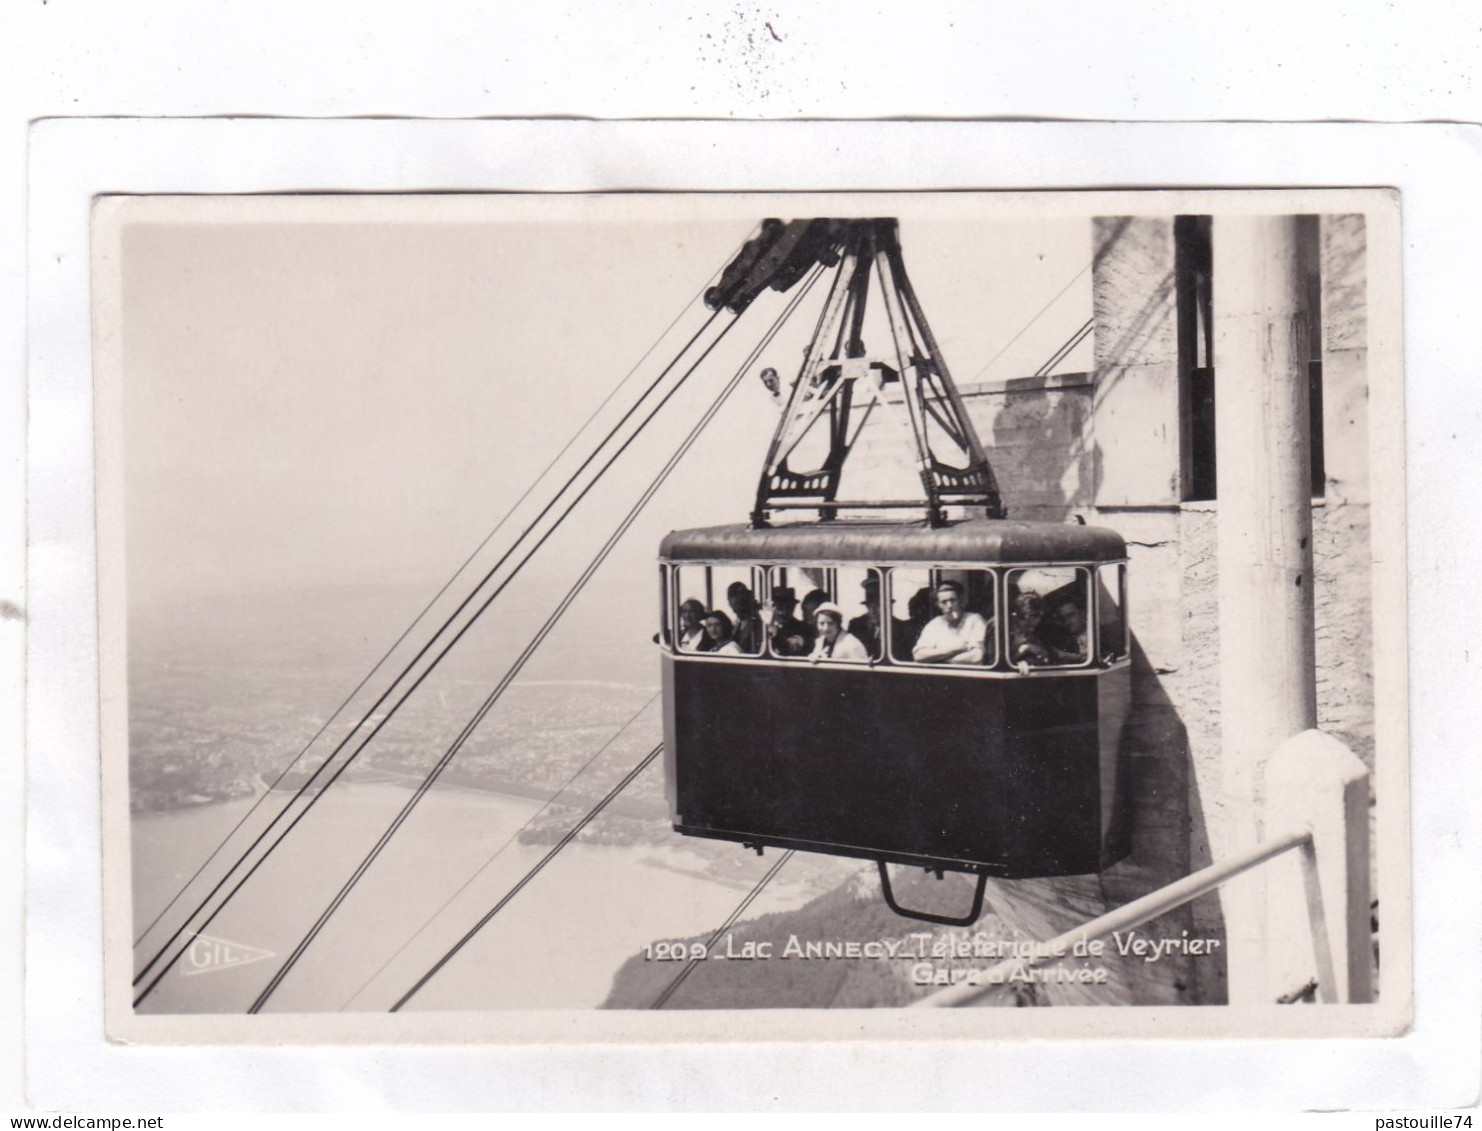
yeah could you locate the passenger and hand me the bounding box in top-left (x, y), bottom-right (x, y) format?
top-left (892, 585), bottom-right (934, 661)
top-left (759, 365), bottom-right (786, 409)
top-left (912, 581), bottom-right (990, 665)
top-left (726, 581), bottom-right (764, 655)
top-left (1009, 591), bottom-right (1052, 668)
top-left (808, 603), bottom-right (870, 663)
top-left (677, 598), bottom-right (709, 652)
top-left (767, 586), bottom-right (814, 657)
top-left (701, 609), bottom-right (744, 656)
top-left (800, 588), bottom-right (830, 627)
top-left (1044, 596), bottom-right (1089, 664)
top-left (847, 576), bottom-right (884, 658)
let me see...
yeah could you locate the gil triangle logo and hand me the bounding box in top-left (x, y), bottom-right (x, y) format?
top-left (182, 932), bottom-right (276, 976)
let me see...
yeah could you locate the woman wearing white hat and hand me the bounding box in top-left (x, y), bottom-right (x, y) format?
top-left (808, 602), bottom-right (870, 663)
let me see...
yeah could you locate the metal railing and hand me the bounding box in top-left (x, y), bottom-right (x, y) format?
top-left (912, 823), bottom-right (1338, 1008)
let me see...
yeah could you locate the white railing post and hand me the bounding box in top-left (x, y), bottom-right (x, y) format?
top-left (1266, 728), bottom-right (1373, 1003)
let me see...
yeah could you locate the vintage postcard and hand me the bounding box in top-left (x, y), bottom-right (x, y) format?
top-left (92, 188), bottom-right (1408, 1044)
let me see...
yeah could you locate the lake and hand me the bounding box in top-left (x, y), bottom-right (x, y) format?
top-left (131, 778), bottom-right (829, 1014)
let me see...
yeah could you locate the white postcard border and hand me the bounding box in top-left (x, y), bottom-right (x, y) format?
top-left (27, 118), bottom-right (1482, 1111)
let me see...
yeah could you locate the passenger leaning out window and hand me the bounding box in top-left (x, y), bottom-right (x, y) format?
top-left (1010, 591), bottom-right (1051, 670)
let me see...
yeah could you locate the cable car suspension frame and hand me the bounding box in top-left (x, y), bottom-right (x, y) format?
top-left (708, 218), bottom-right (1005, 528)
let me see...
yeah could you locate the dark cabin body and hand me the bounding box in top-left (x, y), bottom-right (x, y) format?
top-left (658, 518), bottom-right (1133, 879)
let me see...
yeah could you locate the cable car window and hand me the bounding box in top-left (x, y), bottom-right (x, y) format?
top-left (769, 565), bottom-right (832, 658)
top-left (672, 564), bottom-right (707, 653)
top-left (1097, 563), bottom-right (1129, 663)
top-left (1007, 567), bottom-right (1092, 669)
top-left (893, 567), bottom-right (997, 667)
top-left (888, 567), bottom-right (934, 661)
top-left (673, 564), bottom-right (764, 656)
top-left (763, 566), bottom-right (814, 658)
top-left (765, 566), bottom-right (882, 661)
top-left (828, 566), bottom-right (883, 661)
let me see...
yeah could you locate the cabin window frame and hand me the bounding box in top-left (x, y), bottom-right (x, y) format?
top-left (885, 565), bottom-right (1000, 671)
top-left (668, 562), bottom-right (767, 658)
top-left (1004, 565), bottom-right (1097, 672)
top-left (661, 556), bottom-right (1129, 676)
top-left (657, 564), bottom-right (671, 649)
top-left (764, 563), bottom-right (885, 664)
top-left (1096, 562), bottom-right (1130, 664)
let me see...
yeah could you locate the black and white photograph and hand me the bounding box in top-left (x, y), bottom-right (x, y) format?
top-left (93, 189), bottom-right (1406, 1042)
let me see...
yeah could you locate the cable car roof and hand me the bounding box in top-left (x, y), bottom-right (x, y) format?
top-left (660, 518), bottom-right (1126, 564)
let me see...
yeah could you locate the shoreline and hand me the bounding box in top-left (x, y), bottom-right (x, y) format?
top-left (134, 764), bottom-right (664, 823)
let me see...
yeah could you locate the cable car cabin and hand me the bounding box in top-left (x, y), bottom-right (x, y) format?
top-left (657, 518), bottom-right (1132, 887)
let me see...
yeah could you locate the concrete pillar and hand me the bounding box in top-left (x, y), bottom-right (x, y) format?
top-left (1213, 214), bottom-right (1318, 1002)
top-left (1318, 214), bottom-right (1370, 507)
top-left (1313, 215), bottom-right (1376, 776)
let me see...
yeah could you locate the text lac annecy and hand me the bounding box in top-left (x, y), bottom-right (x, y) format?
top-left (644, 929), bottom-right (1221, 964)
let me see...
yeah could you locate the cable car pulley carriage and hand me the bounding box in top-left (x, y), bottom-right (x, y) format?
top-left (658, 218), bottom-right (1133, 926)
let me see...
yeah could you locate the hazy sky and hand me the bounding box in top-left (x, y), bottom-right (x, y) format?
top-left (116, 195), bottom-right (1093, 614)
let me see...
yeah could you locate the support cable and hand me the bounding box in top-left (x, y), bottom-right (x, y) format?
top-left (131, 297), bottom-right (729, 1007)
top-left (130, 278), bottom-right (717, 952)
top-left (651, 850), bottom-right (795, 1010)
top-left (337, 690), bottom-right (661, 1011)
top-left (389, 743), bottom-right (664, 1013)
top-left (1033, 317), bottom-right (1094, 378)
top-left (248, 262), bottom-right (825, 1014)
top-left (965, 260), bottom-right (1092, 385)
top-left (132, 222), bottom-right (765, 990)
top-left (127, 296), bottom-right (735, 1002)
top-left (134, 301), bottom-right (727, 991)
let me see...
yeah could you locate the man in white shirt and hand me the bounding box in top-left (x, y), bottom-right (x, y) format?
top-left (911, 581), bottom-right (990, 665)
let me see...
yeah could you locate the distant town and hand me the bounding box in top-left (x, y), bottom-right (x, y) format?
top-left (129, 662), bottom-right (667, 817)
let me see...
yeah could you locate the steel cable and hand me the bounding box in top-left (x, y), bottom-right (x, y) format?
top-left (130, 279), bottom-right (706, 952)
top-left (389, 743), bottom-right (664, 1013)
top-left (247, 263), bottom-right (826, 1012)
top-left (651, 850), bottom-right (795, 1010)
top-left (336, 690), bottom-right (661, 1011)
top-left (965, 259), bottom-right (1093, 385)
top-left (132, 301), bottom-right (737, 1008)
top-left (132, 303), bottom-right (728, 995)
top-left (133, 228), bottom-right (759, 968)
